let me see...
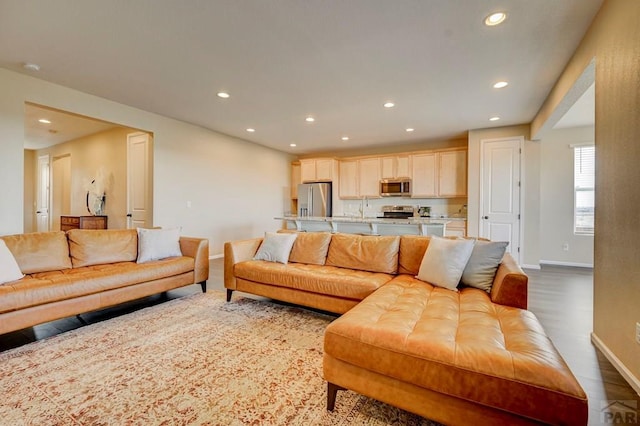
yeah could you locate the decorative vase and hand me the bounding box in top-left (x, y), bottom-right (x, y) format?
top-left (93, 196), bottom-right (105, 216)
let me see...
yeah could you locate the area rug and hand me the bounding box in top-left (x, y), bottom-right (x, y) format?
top-left (0, 291), bottom-right (439, 425)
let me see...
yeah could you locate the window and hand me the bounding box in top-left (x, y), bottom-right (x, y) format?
top-left (574, 145), bottom-right (595, 235)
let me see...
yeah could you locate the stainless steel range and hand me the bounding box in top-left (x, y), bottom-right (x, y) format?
top-left (378, 205), bottom-right (415, 219)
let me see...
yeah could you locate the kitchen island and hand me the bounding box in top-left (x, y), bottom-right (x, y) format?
top-left (275, 216), bottom-right (459, 236)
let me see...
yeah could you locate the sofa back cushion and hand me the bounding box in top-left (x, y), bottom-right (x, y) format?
top-left (68, 229), bottom-right (138, 268)
top-left (286, 231), bottom-right (332, 265)
top-left (326, 234), bottom-right (400, 274)
top-left (0, 231), bottom-right (72, 274)
top-left (398, 235), bottom-right (432, 275)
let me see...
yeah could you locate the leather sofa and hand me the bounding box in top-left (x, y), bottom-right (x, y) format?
top-left (0, 229), bottom-right (209, 335)
top-left (224, 232), bottom-right (588, 425)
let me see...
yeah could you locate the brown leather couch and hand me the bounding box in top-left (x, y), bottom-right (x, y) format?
top-left (0, 229), bottom-right (209, 335)
top-left (224, 232), bottom-right (588, 425)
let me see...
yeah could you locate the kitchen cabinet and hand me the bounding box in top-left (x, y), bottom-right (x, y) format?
top-left (410, 153), bottom-right (437, 197)
top-left (300, 158), bottom-right (335, 182)
top-left (338, 160), bottom-right (358, 198)
top-left (291, 162), bottom-right (301, 199)
top-left (411, 149), bottom-right (467, 198)
top-left (358, 158), bottom-right (381, 197)
top-left (438, 150), bottom-right (467, 197)
top-left (444, 219), bottom-right (467, 237)
top-left (381, 155), bottom-right (411, 179)
top-left (338, 158), bottom-right (380, 199)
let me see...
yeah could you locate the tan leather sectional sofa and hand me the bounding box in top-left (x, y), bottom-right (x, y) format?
top-left (0, 229), bottom-right (209, 335)
top-left (224, 232), bottom-right (588, 425)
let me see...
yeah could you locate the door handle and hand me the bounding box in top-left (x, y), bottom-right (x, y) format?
top-left (483, 216), bottom-right (489, 219)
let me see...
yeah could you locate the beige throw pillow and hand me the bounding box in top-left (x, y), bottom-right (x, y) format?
top-left (253, 232), bottom-right (298, 264)
top-left (416, 236), bottom-right (475, 291)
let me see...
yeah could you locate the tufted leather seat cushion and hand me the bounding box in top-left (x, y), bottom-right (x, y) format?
top-left (324, 274), bottom-right (588, 424)
top-left (234, 260), bottom-right (393, 300)
top-left (0, 256), bottom-right (194, 314)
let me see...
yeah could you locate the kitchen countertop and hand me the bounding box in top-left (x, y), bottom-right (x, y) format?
top-left (275, 216), bottom-right (466, 224)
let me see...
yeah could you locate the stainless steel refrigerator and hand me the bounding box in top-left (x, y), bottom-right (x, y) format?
top-left (298, 182), bottom-right (332, 217)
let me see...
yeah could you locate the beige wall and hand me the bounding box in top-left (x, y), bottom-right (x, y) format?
top-left (0, 68), bottom-right (294, 255)
top-left (33, 127), bottom-right (137, 230)
top-left (467, 124), bottom-right (541, 268)
top-left (533, 0), bottom-right (640, 391)
top-left (539, 126), bottom-right (594, 266)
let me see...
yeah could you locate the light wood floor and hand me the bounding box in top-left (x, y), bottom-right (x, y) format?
top-left (1, 259), bottom-right (637, 424)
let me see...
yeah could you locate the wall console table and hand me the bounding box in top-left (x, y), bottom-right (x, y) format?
top-left (60, 215), bottom-right (108, 231)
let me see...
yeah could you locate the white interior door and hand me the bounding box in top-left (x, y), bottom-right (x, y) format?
top-left (51, 155), bottom-right (71, 231)
top-left (36, 155), bottom-right (50, 232)
top-left (127, 132), bottom-right (152, 229)
top-left (480, 138), bottom-right (522, 259)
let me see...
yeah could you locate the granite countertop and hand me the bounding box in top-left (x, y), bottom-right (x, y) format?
top-left (275, 216), bottom-right (463, 225)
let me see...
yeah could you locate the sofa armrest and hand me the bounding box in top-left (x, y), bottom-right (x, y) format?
top-left (490, 253), bottom-right (528, 309)
top-left (179, 237), bottom-right (209, 284)
top-left (224, 238), bottom-right (263, 290)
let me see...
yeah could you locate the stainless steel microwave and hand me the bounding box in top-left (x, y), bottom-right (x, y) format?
top-left (380, 179), bottom-right (411, 197)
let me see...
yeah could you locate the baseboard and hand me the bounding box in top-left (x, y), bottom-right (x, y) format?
top-left (209, 254), bottom-right (224, 260)
top-left (591, 332), bottom-right (640, 396)
top-left (540, 259), bottom-right (594, 268)
top-left (521, 263), bottom-right (541, 270)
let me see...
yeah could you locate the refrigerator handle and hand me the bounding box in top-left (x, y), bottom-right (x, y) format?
top-left (308, 186), bottom-right (313, 216)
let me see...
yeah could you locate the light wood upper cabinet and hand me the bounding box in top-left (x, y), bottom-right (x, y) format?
top-left (411, 149), bottom-right (467, 198)
top-left (438, 150), bottom-right (467, 197)
top-left (291, 162), bottom-right (301, 199)
top-left (300, 158), bottom-right (335, 182)
top-left (358, 158), bottom-right (381, 197)
top-left (339, 160), bottom-right (358, 198)
top-left (410, 153), bottom-right (437, 197)
top-left (380, 155), bottom-right (411, 179)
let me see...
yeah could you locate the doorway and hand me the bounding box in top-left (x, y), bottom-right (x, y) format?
top-left (51, 155), bottom-right (71, 232)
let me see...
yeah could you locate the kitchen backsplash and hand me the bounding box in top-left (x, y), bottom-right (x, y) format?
top-left (338, 197), bottom-right (467, 218)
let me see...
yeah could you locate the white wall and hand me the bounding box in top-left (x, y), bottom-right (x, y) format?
top-left (540, 126), bottom-right (594, 266)
top-left (0, 68), bottom-right (294, 256)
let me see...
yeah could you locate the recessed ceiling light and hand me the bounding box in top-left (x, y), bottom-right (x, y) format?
top-left (290, 143), bottom-right (297, 147)
top-left (246, 128), bottom-right (255, 132)
top-left (383, 102), bottom-right (395, 108)
top-left (489, 116), bottom-right (501, 121)
top-left (38, 119), bottom-right (51, 124)
top-left (341, 136), bottom-right (349, 141)
top-left (485, 12), bottom-right (506, 26)
top-left (23, 63), bottom-right (41, 72)
top-left (493, 81), bottom-right (508, 89)
top-left (217, 92), bottom-right (230, 98)
top-left (405, 128), bottom-right (414, 132)
top-left (305, 116), bottom-right (315, 122)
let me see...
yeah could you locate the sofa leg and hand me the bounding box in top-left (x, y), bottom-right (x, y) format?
top-left (76, 314), bottom-right (88, 326)
top-left (327, 382), bottom-right (345, 411)
top-left (199, 281), bottom-right (207, 293)
top-left (226, 289), bottom-right (233, 302)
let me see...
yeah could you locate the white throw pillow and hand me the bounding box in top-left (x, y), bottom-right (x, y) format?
top-left (416, 236), bottom-right (475, 291)
top-left (0, 239), bottom-right (24, 285)
top-left (253, 232), bottom-right (298, 264)
top-left (461, 240), bottom-right (509, 292)
top-left (137, 227), bottom-right (182, 264)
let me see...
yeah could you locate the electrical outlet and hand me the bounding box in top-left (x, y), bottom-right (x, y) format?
top-left (562, 243), bottom-right (569, 251)
top-left (636, 322), bottom-right (640, 345)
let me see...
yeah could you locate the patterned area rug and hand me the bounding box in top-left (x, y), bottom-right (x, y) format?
top-left (0, 291), bottom-right (439, 425)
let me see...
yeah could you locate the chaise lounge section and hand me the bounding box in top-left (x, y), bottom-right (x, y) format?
top-left (225, 231), bottom-right (588, 424)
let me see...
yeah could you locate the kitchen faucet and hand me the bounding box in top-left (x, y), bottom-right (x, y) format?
top-left (359, 196), bottom-right (368, 219)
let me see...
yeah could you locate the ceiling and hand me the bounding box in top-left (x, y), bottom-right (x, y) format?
top-left (1, 1), bottom-right (602, 154)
